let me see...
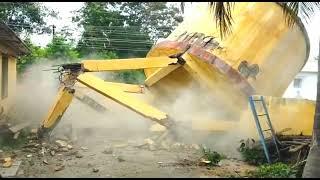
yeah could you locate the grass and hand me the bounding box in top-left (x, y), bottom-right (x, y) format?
top-left (247, 162), bottom-right (297, 178)
top-left (0, 128), bottom-right (31, 151)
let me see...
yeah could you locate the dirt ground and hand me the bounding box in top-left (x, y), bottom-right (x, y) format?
top-left (0, 126), bottom-right (257, 178)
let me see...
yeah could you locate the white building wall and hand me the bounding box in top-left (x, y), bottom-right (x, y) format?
top-left (282, 59), bottom-right (318, 101)
top-left (283, 72), bottom-right (317, 100)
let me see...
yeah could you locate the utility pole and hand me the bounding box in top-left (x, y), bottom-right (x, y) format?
top-left (52, 24), bottom-right (56, 40)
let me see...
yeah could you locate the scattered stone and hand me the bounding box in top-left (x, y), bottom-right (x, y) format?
top-left (43, 159), bottom-right (49, 165)
top-left (117, 156), bottom-right (125, 162)
top-left (113, 143), bottom-right (128, 148)
top-left (160, 141), bottom-right (170, 150)
top-left (31, 129), bottom-right (38, 134)
top-left (55, 140), bottom-right (68, 148)
top-left (144, 138), bottom-right (154, 145)
top-left (57, 154), bottom-right (63, 156)
top-left (54, 164), bottom-right (65, 171)
top-left (198, 158), bottom-right (211, 166)
top-left (149, 144), bottom-right (156, 151)
top-left (60, 147), bottom-right (69, 152)
top-left (17, 169), bottom-right (24, 176)
top-left (2, 157), bottom-right (13, 168)
top-left (75, 153), bottom-right (83, 158)
top-left (0, 149), bottom-right (3, 153)
top-left (92, 168), bottom-right (99, 173)
top-left (102, 146), bottom-right (113, 154)
top-left (65, 150), bottom-right (78, 156)
top-left (13, 132), bottom-right (20, 139)
top-left (81, 147), bottom-right (88, 151)
top-left (157, 162), bottom-right (163, 164)
top-left (191, 144), bottom-right (200, 150)
top-left (67, 144), bottom-right (73, 150)
top-left (50, 150), bottom-right (55, 156)
top-left (40, 147), bottom-right (46, 156)
top-left (26, 154), bottom-right (32, 158)
top-left (172, 143), bottom-right (183, 149)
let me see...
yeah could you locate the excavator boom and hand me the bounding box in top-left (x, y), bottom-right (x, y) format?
top-left (38, 55), bottom-right (185, 137)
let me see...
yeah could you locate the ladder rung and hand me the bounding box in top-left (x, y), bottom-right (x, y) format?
top-left (252, 99), bottom-right (262, 101)
top-left (258, 114), bottom-right (268, 116)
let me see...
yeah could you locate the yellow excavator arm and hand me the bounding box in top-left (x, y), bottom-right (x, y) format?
top-left (37, 54), bottom-right (187, 138)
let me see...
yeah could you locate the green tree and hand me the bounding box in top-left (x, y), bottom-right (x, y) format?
top-left (17, 38), bottom-right (46, 74)
top-left (0, 2), bottom-right (57, 35)
top-left (72, 2), bottom-right (182, 58)
top-left (44, 36), bottom-right (79, 61)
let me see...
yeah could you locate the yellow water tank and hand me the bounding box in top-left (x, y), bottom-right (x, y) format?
top-left (142, 2), bottom-right (311, 133)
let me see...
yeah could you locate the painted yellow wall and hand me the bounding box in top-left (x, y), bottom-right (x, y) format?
top-left (0, 54), bottom-right (17, 114)
top-left (191, 96), bottom-right (315, 138)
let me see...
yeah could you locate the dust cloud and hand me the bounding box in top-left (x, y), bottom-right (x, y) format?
top-left (9, 58), bottom-right (255, 159)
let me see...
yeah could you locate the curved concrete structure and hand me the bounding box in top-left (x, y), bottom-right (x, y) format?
top-left (141, 2), bottom-right (312, 135)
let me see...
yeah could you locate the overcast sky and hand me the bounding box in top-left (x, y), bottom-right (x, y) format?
top-left (30, 2), bottom-right (320, 63)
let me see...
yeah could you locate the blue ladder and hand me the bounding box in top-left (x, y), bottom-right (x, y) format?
top-left (248, 95), bottom-right (280, 163)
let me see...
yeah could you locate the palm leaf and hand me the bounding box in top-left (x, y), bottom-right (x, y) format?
top-left (209, 2), bottom-right (234, 39)
top-left (278, 2), bottom-right (320, 27)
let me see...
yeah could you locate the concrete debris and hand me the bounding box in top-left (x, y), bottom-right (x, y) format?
top-left (67, 144), bottom-right (73, 150)
top-left (102, 146), bottom-right (113, 154)
top-left (160, 141), bottom-right (170, 150)
top-left (172, 143), bottom-right (183, 149)
top-left (40, 147), bottom-right (46, 156)
top-left (55, 140), bottom-right (68, 148)
top-left (50, 150), bottom-right (55, 156)
top-left (13, 132), bottom-right (20, 139)
top-left (92, 168), bottom-right (99, 173)
top-left (75, 153), bottom-right (83, 158)
top-left (26, 154), bottom-right (32, 158)
top-left (54, 164), bottom-right (65, 171)
top-left (157, 162), bottom-right (163, 164)
top-left (144, 138), bottom-right (154, 145)
top-left (191, 144), bottom-right (200, 150)
top-left (0, 150), bottom-right (3, 153)
top-left (117, 156), bottom-right (125, 162)
top-left (198, 158), bottom-right (211, 166)
top-left (113, 143), bottom-right (128, 148)
top-left (43, 159), bottom-right (49, 165)
top-left (60, 147), bottom-right (69, 152)
top-left (149, 144), bottom-right (156, 151)
top-left (65, 150), bottom-right (78, 156)
top-left (81, 147), bottom-right (88, 151)
top-left (2, 157), bottom-right (13, 168)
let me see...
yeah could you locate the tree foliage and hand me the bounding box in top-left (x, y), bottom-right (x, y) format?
top-left (0, 2), bottom-right (57, 35)
top-left (72, 2), bottom-right (182, 58)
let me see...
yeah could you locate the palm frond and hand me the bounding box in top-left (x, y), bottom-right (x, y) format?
top-left (209, 2), bottom-right (235, 39)
top-left (180, 2), bottom-right (184, 14)
top-left (279, 2), bottom-right (320, 27)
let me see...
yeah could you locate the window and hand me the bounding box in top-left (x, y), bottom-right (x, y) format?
top-left (2, 54), bottom-right (8, 99)
top-left (293, 78), bottom-right (302, 88)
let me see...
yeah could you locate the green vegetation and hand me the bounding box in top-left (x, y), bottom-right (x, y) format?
top-left (248, 162), bottom-right (297, 178)
top-left (201, 147), bottom-right (225, 166)
top-left (11, 2), bottom-right (182, 84)
top-left (0, 128), bottom-right (30, 150)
